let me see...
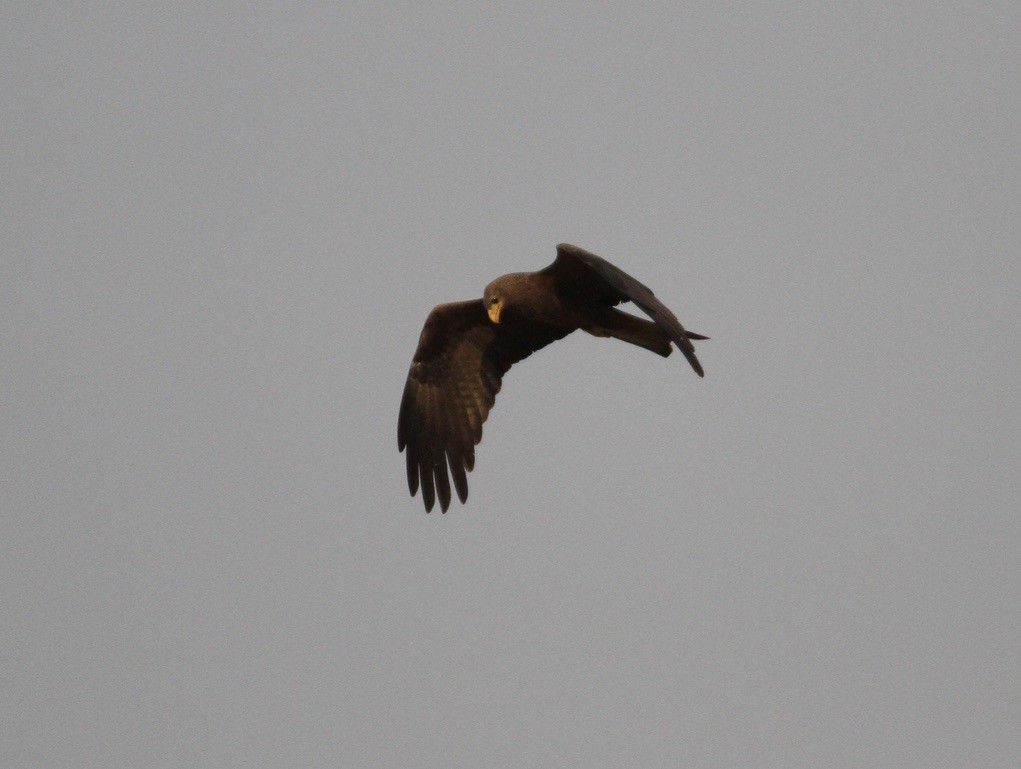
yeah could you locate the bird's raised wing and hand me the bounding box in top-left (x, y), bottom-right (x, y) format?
top-left (545, 243), bottom-right (708, 376)
top-left (398, 300), bottom-right (571, 512)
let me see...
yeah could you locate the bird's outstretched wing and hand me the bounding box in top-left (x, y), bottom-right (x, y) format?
top-left (398, 300), bottom-right (571, 512)
top-left (544, 243), bottom-right (708, 376)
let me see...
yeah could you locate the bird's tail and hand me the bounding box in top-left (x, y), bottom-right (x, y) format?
top-left (588, 309), bottom-right (708, 376)
top-left (589, 310), bottom-right (673, 357)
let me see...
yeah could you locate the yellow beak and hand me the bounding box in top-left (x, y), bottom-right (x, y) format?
top-left (487, 303), bottom-right (501, 324)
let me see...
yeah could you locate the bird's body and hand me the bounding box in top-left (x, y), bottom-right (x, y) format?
top-left (398, 243), bottom-right (707, 512)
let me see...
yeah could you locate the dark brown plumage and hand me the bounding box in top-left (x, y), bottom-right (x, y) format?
top-left (398, 243), bottom-right (708, 512)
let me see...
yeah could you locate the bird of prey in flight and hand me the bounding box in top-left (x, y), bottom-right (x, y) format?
top-left (398, 243), bottom-right (707, 512)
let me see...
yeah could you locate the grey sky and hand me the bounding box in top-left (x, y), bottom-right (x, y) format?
top-left (3, 3), bottom-right (1019, 767)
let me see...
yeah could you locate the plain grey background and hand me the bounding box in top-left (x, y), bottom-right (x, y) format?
top-left (3, 4), bottom-right (1018, 767)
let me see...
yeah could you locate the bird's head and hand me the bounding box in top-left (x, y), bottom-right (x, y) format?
top-left (484, 273), bottom-right (537, 324)
top-left (483, 282), bottom-right (505, 324)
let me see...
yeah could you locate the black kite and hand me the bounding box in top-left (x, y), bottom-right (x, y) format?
top-left (398, 243), bottom-right (707, 512)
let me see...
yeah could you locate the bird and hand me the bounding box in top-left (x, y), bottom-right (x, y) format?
top-left (398, 243), bottom-right (708, 512)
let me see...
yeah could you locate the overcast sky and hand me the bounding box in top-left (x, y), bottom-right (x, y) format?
top-left (3, 3), bottom-right (1019, 768)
